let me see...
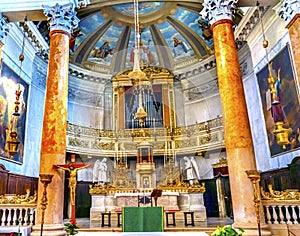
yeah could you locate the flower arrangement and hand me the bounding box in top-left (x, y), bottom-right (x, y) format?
top-left (64, 218), bottom-right (79, 235)
top-left (211, 225), bottom-right (245, 236)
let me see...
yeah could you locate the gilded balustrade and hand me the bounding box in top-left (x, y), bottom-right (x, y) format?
top-left (66, 117), bottom-right (224, 155)
top-left (261, 184), bottom-right (300, 226)
top-left (0, 190), bottom-right (37, 228)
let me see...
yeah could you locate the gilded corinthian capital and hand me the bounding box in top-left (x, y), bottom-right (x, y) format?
top-left (200, 0), bottom-right (238, 26)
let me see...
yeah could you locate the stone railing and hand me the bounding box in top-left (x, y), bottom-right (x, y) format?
top-left (263, 201), bottom-right (299, 225)
top-left (0, 191), bottom-right (37, 235)
top-left (0, 204), bottom-right (36, 227)
top-left (261, 185), bottom-right (300, 236)
top-left (66, 117), bottom-right (224, 156)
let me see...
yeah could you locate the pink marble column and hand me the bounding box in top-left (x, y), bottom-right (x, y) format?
top-left (212, 19), bottom-right (261, 230)
top-left (278, 1), bottom-right (300, 90)
top-left (201, 1), bottom-right (270, 235)
top-left (286, 15), bottom-right (300, 89)
top-left (32, 3), bottom-right (79, 236)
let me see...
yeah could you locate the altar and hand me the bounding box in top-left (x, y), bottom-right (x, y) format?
top-left (89, 189), bottom-right (207, 228)
top-left (88, 139), bottom-right (207, 228)
top-left (123, 206), bottom-right (164, 232)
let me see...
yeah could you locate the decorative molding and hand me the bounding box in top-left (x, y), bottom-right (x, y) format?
top-left (69, 65), bottom-right (111, 84)
top-left (173, 57), bottom-right (216, 81)
top-left (235, 6), bottom-right (269, 42)
top-left (212, 157), bottom-right (228, 168)
top-left (19, 21), bottom-right (49, 53)
top-left (261, 184), bottom-right (300, 200)
top-left (0, 189), bottom-right (37, 204)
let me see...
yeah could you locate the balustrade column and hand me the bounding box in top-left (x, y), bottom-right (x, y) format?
top-left (31, 3), bottom-right (79, 236)
top-left (278, 0), bottom-right (300, 89)
top-left (201, 1), bottom-right (270, 235)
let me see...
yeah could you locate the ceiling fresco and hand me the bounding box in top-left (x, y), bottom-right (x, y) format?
top-left (68, 1), bottom-right (221, 73)
top-left (31, 1), bottom-right (246, 74)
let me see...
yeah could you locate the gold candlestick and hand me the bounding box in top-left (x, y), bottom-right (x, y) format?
top-left (246, 170), bottom-right (261, 236)
top-left (39, 174), bottom-right (54, 236)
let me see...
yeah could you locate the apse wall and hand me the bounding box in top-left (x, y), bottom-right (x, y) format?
top-left (1, 6), bottom-right (300, 180)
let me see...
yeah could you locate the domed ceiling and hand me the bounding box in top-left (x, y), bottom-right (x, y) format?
top-left (70, 1), bottom-right (216, 74)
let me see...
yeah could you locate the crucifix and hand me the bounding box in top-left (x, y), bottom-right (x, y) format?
top-left (53, 154), bottom-right (89, 219)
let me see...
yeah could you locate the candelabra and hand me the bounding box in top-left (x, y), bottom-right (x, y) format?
top-left (7, 84), bottom-right (22, 158)
top-left (39, 174), bottom-right (54, 236)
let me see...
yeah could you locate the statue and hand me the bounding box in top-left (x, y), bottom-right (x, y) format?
top-left (93, 158), bottom-right (108, 186)
top-left (183, 156), bottom-right (200, 186)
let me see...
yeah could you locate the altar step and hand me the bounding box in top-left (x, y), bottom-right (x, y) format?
top-left (77, 233), bottom-right (210, 236)
top-left (78, 226), bottom-right (216, 234)
top-left (75, 217), bottom-right (232, 235)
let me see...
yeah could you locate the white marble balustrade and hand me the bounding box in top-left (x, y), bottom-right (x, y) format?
top-left (263, 201), bottom-right (299, 224)
top-left (0, 205), bottom-right (36, 227)
top-left (262, 200), bottom-right (300, 236)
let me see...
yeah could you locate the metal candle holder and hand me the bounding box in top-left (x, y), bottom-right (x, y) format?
top-left (39, 174), bottom-right (54, 236)
top-left (246, 170), bottom-right (261, 236)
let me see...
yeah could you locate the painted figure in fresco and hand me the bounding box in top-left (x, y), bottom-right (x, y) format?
top-left (91, 41), bottom-right (114, 60)
top-left (173, 37), bottom-right (188, 57)
top-left (130, 40), bottom-right (156, 66)
top-left (93, 158), bottom-right (108, 185)
top-left (183, 156), bottom-right (200, 186)
top-left (69, 28), bottom-right (82, 52)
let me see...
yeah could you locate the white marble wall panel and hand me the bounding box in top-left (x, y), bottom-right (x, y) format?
top-left (184, 95), bottom-right (222, 126)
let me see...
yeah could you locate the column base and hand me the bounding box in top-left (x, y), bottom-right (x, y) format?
top-left (233, 222), bottom-right (272, 236)
top-left (30, 224), bottom-right (66, 236)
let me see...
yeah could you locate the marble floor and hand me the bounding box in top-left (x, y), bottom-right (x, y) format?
top-left (77, 232), bottom-right (210, 236)
top-left (75, 217), bottom-right (234, 235)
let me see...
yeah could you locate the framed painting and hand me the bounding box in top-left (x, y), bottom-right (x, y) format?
top-left (0, 63), bottom-right (28, 163)
top-left (256, 45), bottom-right (300, 156)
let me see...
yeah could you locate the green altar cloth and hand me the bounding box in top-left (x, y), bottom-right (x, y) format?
top-left (122, 206), bottom-right (164, 232)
